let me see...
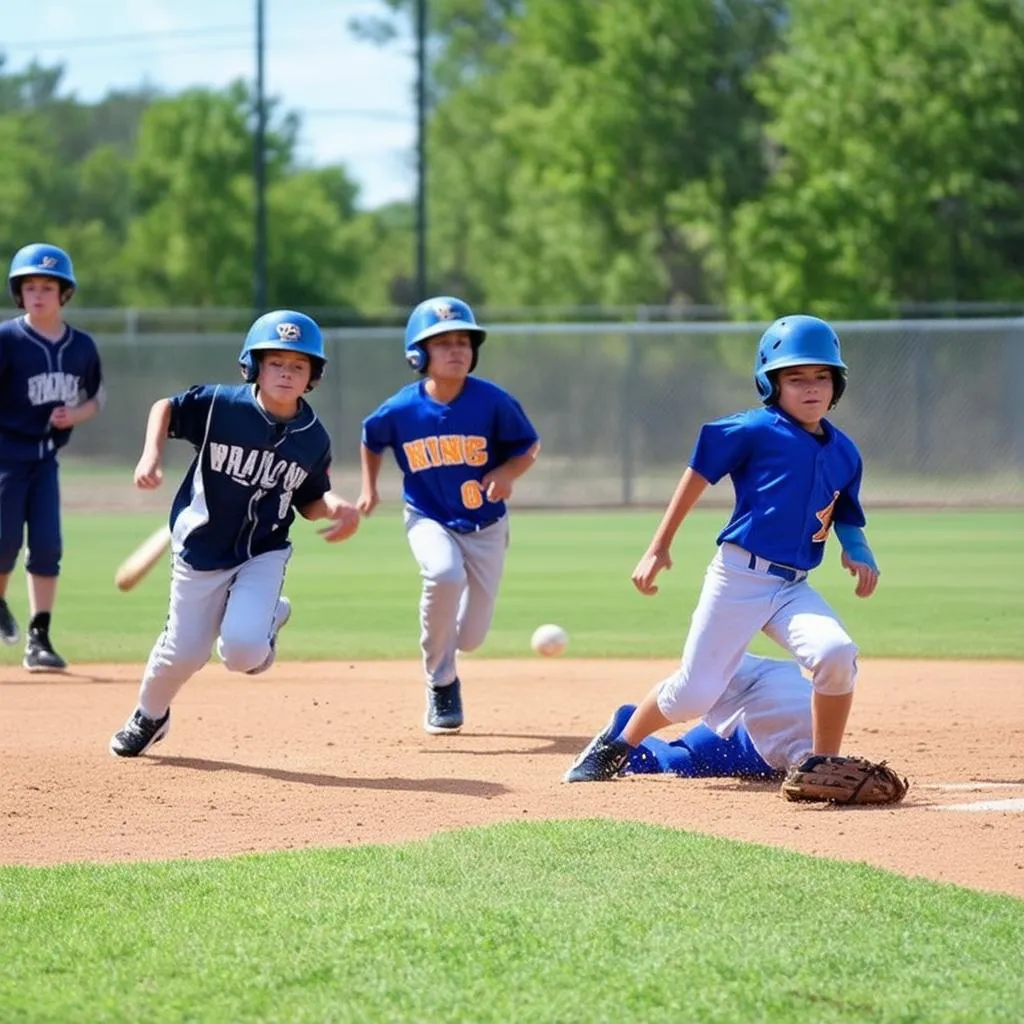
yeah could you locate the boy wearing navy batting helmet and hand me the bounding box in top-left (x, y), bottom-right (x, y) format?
top-left (0, 243), bottom-right (104, 672)
top-left (109, 310), bottom-right (360, 758)
top-left (358, 297), bottom-right (540, 734)
top-left (566, 315), bottom-right (904, 801)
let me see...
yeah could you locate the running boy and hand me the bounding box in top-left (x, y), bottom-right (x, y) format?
top-left (358, 296), bottom-right (540, 734)
top-left (109, 310), bottom-right (360, 757)
top-left (0, 243), bottom-right (104, 671)
top-left (565, 315), bottom-right (888, 795)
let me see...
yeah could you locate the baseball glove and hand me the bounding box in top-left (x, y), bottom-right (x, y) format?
top-left (781, 755), bottom-right (909, 805)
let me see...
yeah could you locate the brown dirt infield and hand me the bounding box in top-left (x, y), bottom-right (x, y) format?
top-left (2, 658), bottom-right (1022, 897)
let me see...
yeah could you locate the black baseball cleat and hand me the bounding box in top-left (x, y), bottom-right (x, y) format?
top-left (424, 678), bottom-right (464, 734)
top-left (110, 708), bottom-right (171, 758)
top-left (563, 733), bottom-right (632, 783)
top-left (0, 598), bottom-right (18, 645)
top-left (23, 628), bottom-right (67, 672)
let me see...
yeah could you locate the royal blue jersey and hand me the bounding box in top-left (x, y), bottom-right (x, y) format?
top-left (168, 383), bottom-right (332, 570)
top-left (690, 406), bottom-right (866, 571)
top-left (0, 316), bottom-right (104, 461)
top-left (361, 377), bottom-right (539, 531)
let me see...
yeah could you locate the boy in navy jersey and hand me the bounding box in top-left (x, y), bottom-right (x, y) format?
top-left (109, 310), bottom-right (360, 758)
top-left (566, 315), bottom-right (885, 793)
top-left (358, 297), bottom-right (540, 734)
top-left (0, 244), bottom-right (104, 671)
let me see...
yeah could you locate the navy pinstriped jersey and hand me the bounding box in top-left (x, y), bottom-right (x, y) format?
top-left (690, 406), bottom-right (866, 571)
top-left (0, 316), bottom-right (104, 461)
top-left (168, 384), bottom-right (332, 571)
top-left (362, 376), bottom-right (539, 531)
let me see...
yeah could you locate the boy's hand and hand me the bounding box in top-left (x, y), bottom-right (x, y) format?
top-left (481, 466), bottom-right (515, 502)
top-left (841, 551), bottom-right (879, 598)
top-left (49, 405), bottom-right (78, 429)
top-left (319, 500), bottom-right (360, 543)
top-left (632, 548), bottom-right (673, 596)
top-left (356, 487), bottom-right (379, 516)
top-left (134, 450), bottom-right (164, 490)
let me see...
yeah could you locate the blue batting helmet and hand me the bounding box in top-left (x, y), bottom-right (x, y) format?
top-left (404, 296), bottom-right (486, 374)
top-left (239, 310), bottom-right (326, 392)
top-left (8, 243), bottom-right (77, 306)
top-left (754, 314), bottom-right (847, 409)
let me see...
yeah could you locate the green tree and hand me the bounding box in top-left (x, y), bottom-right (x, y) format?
top-left (729, 0), bottom-right (1024, 317)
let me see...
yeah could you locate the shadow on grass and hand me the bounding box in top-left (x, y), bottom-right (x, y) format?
top-left (149, 754), bottom-right (509, 798)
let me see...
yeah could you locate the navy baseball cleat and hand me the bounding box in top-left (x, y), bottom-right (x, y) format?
top-left (564, 731), bottom-right (632, 783)
top-left (23, 627), bottom-right (66, 672)
top-left (0, 598), bottom-right (18, 645)
top-left (425, 678), bottom-right (463, 734)
top-left (110, 708), bottom-right (171, 758)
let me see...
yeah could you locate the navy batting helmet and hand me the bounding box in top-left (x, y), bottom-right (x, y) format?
top-left (754, 315), bottom-right (847, 409)
top-left (8, 243), bottom-right (77, 306)
top-left (239, 310), bottom-right (326, 392)
top-left (404, 296), bottom-right (486, 374)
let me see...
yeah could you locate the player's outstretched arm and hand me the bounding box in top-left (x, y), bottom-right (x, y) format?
top-left (133, 398), bottom-right (172, 490)
top-left (299, 491), bottom-right (360, 543)
top-left (357, 444), bottom-right (384, 516)
top-left (631, 467), bottom-right (709, 596)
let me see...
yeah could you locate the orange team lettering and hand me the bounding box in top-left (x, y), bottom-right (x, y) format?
top-left (812, 490), bottom-right (841, 542)
top-left (464, 436), bottom-right (488, 467)
top-left (402, 439), bottom-right (430, 471)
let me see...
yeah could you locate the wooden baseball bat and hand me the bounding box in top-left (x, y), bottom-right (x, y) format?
top-left (114, 524), bottom-right (172, 592)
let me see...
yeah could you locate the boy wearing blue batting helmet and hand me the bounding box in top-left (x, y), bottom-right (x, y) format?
top-left (0, 243), bottom-right (105, 672)
top-left (566, 314), bottom-right (907, 803)
top-left (109, 310), bottom-right (360, 758)
top-left (359, 296), bottom-right (540, 734)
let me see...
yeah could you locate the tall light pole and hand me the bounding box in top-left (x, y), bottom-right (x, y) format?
top-left (254, 0), bottom-right (269, 312)
top-left (415, 0), bottom-right (428, 301)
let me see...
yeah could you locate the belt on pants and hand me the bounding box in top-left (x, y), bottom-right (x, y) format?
top-left (746, 551), bottom-right (808, 583)
top-left (448, 516), bottom-right (505, 535)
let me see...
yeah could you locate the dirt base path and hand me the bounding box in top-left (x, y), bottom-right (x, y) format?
top-left (3, 659), bottom-right (1022, 897)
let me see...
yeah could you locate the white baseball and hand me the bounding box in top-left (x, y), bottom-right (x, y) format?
top-left (531, 623), bottom-right (568, 658)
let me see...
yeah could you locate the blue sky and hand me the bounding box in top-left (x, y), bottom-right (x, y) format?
top-left (5, 0), bottom-right (416, 209)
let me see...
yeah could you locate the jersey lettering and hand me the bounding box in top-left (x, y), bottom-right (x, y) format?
top-left (207, 442), bottom-right (309, 492)
top-left (461, 480), bottom-right (484, 509)
top-left (812, 490), bottom-right (840, 542)
top-left (26, 372), bottom-right (80, 407)
top-left (402, 434), bottom-right (489, 473)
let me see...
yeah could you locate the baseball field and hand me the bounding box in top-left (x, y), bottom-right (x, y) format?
top-left (2, 506), bottom-right (1023, 1022)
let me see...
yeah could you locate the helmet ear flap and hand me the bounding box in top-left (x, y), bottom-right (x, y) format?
top-left (469, 339), bottom-right (481, 373)
top-left (240, 351), bottom-right (260, 383)
top-left (406, 344), bottom-right (427, 374)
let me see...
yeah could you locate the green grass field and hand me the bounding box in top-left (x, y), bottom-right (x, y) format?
top-left (3, 507), bottom-right (1022, 1022)
top-left (0, 507), bottom-right (1021, 666)
top-left (2, 822), bottom-right (1022, 1023)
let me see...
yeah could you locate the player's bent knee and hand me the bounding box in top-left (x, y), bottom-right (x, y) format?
top-left (424, 566), bottom-right (467, 591)
top-left (811, 640), bottom-right (859, 695)
top-left (218, 636), bottom-right (270, 673)
top-left (655, 671), bottom-right (723, 723)
top-left (24, 549), bottom-right (61, 576)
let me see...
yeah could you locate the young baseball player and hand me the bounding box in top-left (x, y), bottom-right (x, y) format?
top-left (358, 296), bottom-right (540, 734)
top-left (566, 314), bottom-right (881, 787)
top-left (109, 310), bottom-right (360, 758)
top-left (599, 653), bottom-right (813, 779)
top-left (0, 243), bottom-right (104, 672)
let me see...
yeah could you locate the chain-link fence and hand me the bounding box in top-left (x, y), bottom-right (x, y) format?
top-left (59, 316), bottom-right (1024, 508)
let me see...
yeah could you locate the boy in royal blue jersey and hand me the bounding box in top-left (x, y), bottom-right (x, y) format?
top-left (0, 243), bottom-right (104, 672)
top-left (358, 297), bottom-right (540, 734)
top-left (109, 310), bottom-right (360, 758)
top-left (566, 315), bottom-right (887, 794)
